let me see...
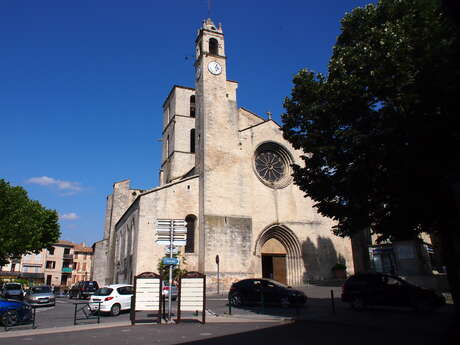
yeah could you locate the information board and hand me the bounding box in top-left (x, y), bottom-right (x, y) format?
top-left (177, 272), bottom-right (206, 324)
top-left (135, 278), bottom-right (161, 311)
top-left (130, 272), bottom-right (162, 325)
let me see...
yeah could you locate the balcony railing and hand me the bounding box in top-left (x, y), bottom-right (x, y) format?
top-left (63, 254), bottom-right (73, 260)
top-left (62, 267), bottom-right (72, 273)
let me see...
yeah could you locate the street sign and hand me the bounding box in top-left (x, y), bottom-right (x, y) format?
top-left (162, 257), bottom-right (179, 266)
top-left (165, 246), bottom-right (179, 255)
top-left (155, 219), bottom-right (188, 246)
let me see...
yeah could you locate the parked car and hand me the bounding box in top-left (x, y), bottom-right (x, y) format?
top-left (341, 273), bottom-right (446, 312)
top-left (89, 284), bottom-right (134, 316)
top-left (0, 297), bottom-right (33, 326)
top-left (162, 281), bottom-right (178, 301)
top-left (69, 281), bottom-right (99, 299)
top-left (1, 283), bottom-right (24, 301)
top-left (24, 285), bottom-right (56, 307)
top-left (228, 278), bottom-right (307, 308)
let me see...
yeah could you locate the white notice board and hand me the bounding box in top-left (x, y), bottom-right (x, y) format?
top-left (135, 278), bottom-right (161, 311)
top-left (180, 277), bottom-right (204, 311)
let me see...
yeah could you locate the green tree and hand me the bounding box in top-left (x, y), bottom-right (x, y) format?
top-left (0, 179), bottom-right (60, 266)
top-left (282, 0), bottom-right (460, 312)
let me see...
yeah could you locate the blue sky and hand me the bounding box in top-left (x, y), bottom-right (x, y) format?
top-left (0, 0), bottom-right (375, 246)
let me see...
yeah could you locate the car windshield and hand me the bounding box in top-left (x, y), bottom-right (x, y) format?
top-left (94, 288), bottom-right (113, 296)
top-left (30, 286), bottom-right (51, 293)
top-left (5, 284), bottom-right (21, 290)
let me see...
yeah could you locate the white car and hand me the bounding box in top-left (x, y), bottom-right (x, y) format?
top-left (89, 284), bottom-right (133, 316)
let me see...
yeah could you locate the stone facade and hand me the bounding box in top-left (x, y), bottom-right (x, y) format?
top-left (94, 19), bottom-right (354, 290)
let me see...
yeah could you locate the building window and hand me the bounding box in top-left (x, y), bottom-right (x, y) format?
top-left (190, 129), bottom-right (195, 153)
top-left (185, 215), bottom-right (196, 253)
top-left (46, 261), bottom-right (56, 269)
top-left (209, 38), bottom-right (218, 55)
top-left (190, 95), bottom-right (196, 118)
top-left (48, 247), bottom-right (55, 255)
top-left (253, 142), bottom-right (294, 189)
top-left (74, 253), bottom-right (78, 259)
top-left (64, 248), bottom-right (70, 255)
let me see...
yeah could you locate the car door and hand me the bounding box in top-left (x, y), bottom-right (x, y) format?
top-left (117, 286), bottom-right (133, 310)
top-left (244, 280), bottom-right (262, 305)
top-left (383, 276), bottom-right (410, 307)
top-left (261, 280), bottom-right (279, 306)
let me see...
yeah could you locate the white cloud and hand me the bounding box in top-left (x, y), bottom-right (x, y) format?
top-left (26, 176), bottom-right (82, 193)
top-left (60, 212), bottom-right (79, 220)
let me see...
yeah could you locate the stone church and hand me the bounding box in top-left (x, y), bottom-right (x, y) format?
top-left (92, 19), bottom-right (354, 290)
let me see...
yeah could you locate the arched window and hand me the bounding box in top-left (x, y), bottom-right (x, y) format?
top-left (185, 215), bottom-right (196, 253)
top-left (190, 95), bottom-right (196, 118)
top-left (209, 38), bottom-right (218, 55)
top-left (190, 129), bottom-right (195, 153)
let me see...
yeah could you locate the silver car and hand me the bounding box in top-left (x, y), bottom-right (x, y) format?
top-left (24, 285), bottom-right (56, 307)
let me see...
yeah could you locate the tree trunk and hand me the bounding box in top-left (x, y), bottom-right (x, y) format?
top-left (439, 229), bottom-right (460, 318)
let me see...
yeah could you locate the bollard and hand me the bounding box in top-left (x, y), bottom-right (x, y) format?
top-left (32, 307), bottom-right (37, 329)
top-left (74, 303), bottom-right (77, 325)
top-left (97, 302), bottom-right (101, 324)
top-left (261, 291), bottom-right (265, 312)
top-left (331, 290), bottom-right (336, 314)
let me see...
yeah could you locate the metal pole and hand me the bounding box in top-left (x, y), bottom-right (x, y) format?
top-left (168, 220), bottom-right (173, 321)
top-left (331, 290), bottom-right (336, 314)
top-left (217, 261), bottom-right (220, 295)
top-left (74, 303), bottom-right (77, 325)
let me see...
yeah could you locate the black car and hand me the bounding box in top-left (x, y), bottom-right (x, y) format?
top-left (228, 278), bottom-right (307, 308)
top-left (341, 273), bottom-right (445, 312)
top-left (68, 281), bottom-right (99, 299)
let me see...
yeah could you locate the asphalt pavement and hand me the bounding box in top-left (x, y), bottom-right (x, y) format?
top-left (0, 284), bottom-right (457, 345)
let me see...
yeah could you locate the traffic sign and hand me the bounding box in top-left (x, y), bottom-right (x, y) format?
top-left (162, 257), bottom-right (179, 266)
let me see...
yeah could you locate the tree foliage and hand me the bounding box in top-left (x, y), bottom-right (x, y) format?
top-left (0, 179), bottom-right (60, 266)
top-left (282, 0), bottom-right (460, 243)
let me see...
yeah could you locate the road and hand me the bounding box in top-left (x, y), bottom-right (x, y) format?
top-left (0, 319), bottom-right (454, 345)
top-left (0, 285), bottom-right (456, 345)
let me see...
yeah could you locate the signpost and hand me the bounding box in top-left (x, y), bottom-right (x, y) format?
top-left (215, 255), bottom-right (220, 295)
top-left (155, 219), bottom-right (187, 321)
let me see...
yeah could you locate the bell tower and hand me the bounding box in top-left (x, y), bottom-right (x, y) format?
top-left (194, 19), bottom-right (249, 274)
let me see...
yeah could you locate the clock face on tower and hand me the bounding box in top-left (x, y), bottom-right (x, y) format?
top-left (208, 61), bottom-right (222, 75)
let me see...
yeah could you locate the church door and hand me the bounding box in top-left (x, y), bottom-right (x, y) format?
top-left (261, 238), bottom-right (287, 285)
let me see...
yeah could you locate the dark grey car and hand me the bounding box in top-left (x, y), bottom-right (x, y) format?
top-left (24, 285), bottom-right (56, 307)
top-left (1, 283), bottom-right (24, 300)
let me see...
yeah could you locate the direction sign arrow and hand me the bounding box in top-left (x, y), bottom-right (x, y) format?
top-left (162, 257), bottom-right (179, 266)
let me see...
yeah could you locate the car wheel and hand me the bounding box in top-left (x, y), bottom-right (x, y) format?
top-left (351, 297), bottom-right (365, 311)
top-left (280, 297), bottom-right (290, 308)
top-left (110, 304), bottom-right (121, 316)
top-left (2, 310), bottom-right (19, 326)
top-left (229, 293), bottom-right (242, 307)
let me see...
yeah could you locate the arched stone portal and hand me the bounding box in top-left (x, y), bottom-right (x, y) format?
top-left (255, 225), bottom-right (303, 286)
